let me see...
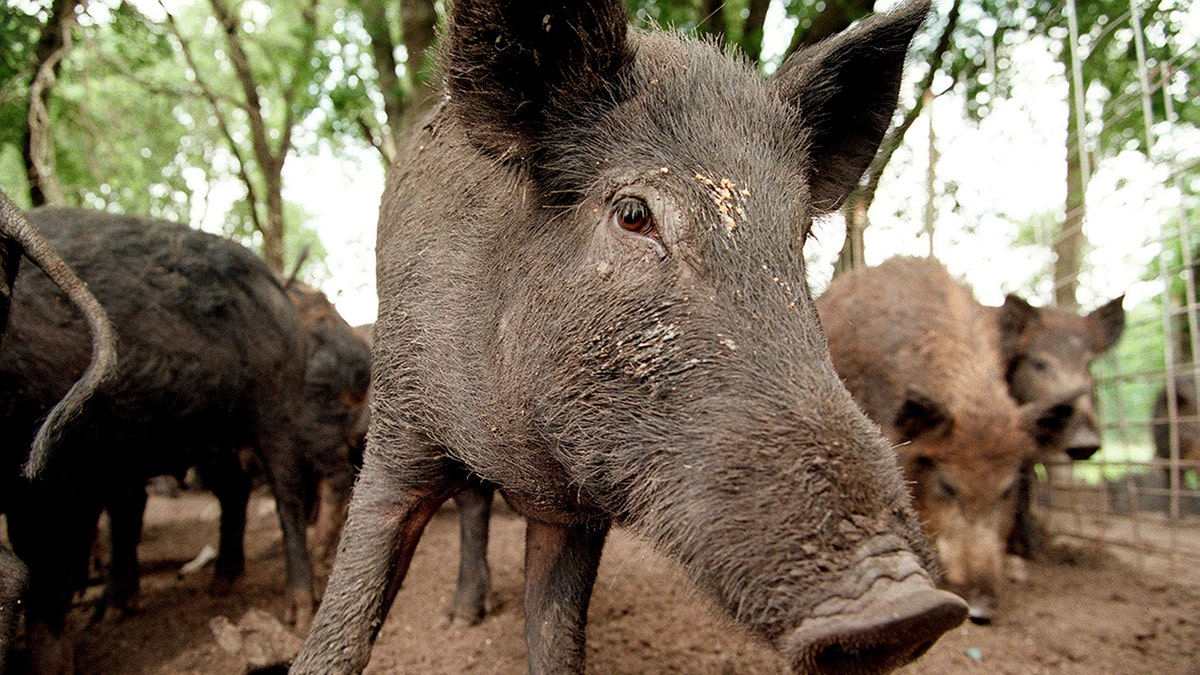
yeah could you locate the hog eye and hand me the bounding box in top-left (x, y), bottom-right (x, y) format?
top-left (936, 475), bottom-right (959, 501)
top-left (613, 198), bottom-right (656, 236)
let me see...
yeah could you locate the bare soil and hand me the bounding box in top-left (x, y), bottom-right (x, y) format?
top-left (5, 488), bottom-right (1200, 674)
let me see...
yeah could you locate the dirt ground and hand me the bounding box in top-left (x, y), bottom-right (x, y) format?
top-left (4, 487), bottom-right (1200, 674)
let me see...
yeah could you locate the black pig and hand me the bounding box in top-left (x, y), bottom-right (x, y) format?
top-left (0, 194), bottom-right (117, 674)
top-left (91, 282), bottom-right (371, 623)
top-left (295, 1), bottom-right (966, 673)
top-left (0, 208), bottom-right (322, 673)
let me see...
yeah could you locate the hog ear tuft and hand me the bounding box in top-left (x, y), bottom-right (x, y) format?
top-left (771, 0), bottom-right (931, 213)
top-left (443, 0), bottom-right (630, 159)
top-left (1087, 294), bottom-right (1125, 354)
top-left (894, 388), bottom-right (953, 444)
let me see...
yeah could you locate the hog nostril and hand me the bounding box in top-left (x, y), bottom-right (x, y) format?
top-left (1066, 444), bottom-right (1100, 460)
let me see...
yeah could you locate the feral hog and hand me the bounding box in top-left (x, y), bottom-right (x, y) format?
top-left (817, 256), bottom-right (1071, 624)
top-left (295, 1), bottom-right (967, 674)
top-left (285, 284), bottom-right (372, 565)
top-left (1152, 373), bottom-right (1200, 492)
top-left (990, 293), bottom-right (1124, 557)
top-left (0, 208), bottom-right (323, 673)
top-left (0, 193), bottom-right (117, 674)
top-left (92, 282), bottom-right (371, 625)
top-left (996, 294), bottom-right (1124, 460)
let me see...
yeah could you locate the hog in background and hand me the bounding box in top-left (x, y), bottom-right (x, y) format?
top-left (0, 208), bottom-right (337, 672)
top-left (989, 293), bottom-right (1124, 557)
top-left (817, 256), bottom-right (1071, 624)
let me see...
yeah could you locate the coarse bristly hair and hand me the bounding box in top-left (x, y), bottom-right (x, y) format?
top-left (296, 2), bottom-right (965, 674)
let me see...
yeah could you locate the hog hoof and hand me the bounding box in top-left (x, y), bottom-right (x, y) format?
top-left (26, 622), bottom-right (75, 675)
top-left (285, 588), bottom-right (315, 634)
top-left (966, 594), bottom-right (995, 625)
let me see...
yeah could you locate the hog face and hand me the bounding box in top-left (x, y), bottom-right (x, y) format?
top-left (891, 387), bottom-right (1070, 624)
top-left (1000, 295), bottom-right (1125, 460)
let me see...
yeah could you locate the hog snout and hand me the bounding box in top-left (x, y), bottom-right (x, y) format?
top-left (1064, 405), bottom-right (1102, 460)
top-left (785, 548), bottom-right (967, 674)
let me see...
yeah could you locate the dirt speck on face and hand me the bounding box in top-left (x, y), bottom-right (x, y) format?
top-left (5, 488), bottom-right (1199, 674)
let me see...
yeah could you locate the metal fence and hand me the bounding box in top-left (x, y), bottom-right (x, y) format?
top-left (1029, 0), bottom-right (1200, 585)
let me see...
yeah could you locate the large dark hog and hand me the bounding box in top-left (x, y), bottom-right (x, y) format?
top-left (91, 281), bottom-right (371, 626)
top-left (817, 256), bottom-right (1071, 625)
top-left (0, 194), bottom-right (117, 674)
top-left (295, 2), bottom-right (967, 674)
top-left (989, 293), bottom-right (1124, 557)
top-left (0, 208), bottom-right (320, 673)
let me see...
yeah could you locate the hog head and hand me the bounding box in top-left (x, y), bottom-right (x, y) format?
top-left (294, 2), bottom-right (966, 674)
top-left (999, 294), bottom-right (1125, 460)
top-left (890, 387), bottom-right (1073, 624)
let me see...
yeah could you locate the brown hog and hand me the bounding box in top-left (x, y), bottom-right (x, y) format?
top-left (817, 256), bottom-right (1071, 624)
top-left (989, 293), bottom-right (1124, 557)
top-left (995, 293), bottom-right (1124, 461)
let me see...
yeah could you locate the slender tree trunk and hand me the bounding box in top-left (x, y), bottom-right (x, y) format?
top-left (398, 0), bottom-right (439, 131)
top-left (697, 0), bottom-right (727, 41)
top-left (23, 0), bottom-right (81, 208)
top-left (741, 0), bottom-right (771, 64)
top-left (360, 0), bottom-right (404, 163)
top-left (1056, 54), bottom-right (1087, 310)
top-left (785, 0), bottom-right (875, 57)
top-left (835, 199), bottom-right (869, 276)
top-left (830, 0), bottom-right (961, 276)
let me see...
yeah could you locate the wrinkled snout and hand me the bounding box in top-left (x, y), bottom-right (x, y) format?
top-left (785, 550), bottom-right (967, 674)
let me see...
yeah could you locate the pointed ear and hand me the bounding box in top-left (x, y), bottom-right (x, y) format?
top-left (1087, 295), bottom-right (1125, 354)
top-left (771, 0), bottom-right (931, 213)
top-left (894, 388), bottom-right (953, 444)
top-left (997, 293), bottom-right (1040, 368)
top-left (1022, 397), bottom-right (1077, 456)
top-left (443, 0), bottom-right (630, 158)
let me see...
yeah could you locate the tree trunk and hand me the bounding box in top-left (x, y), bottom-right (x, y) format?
top-left (835, 197), bottom-right (869, 276)
top-left (785, 0), bottom-right (875, 58)
top-left (23, 0), bottom-right (81, 208)
top-left (1055, 55), bottom-right (1087, 310)
top-left (360, 0), bottom-right (404, 163)
top-left (697, 0), bottom-right (727, 42)
top-left (828, 1), bottom-right (960, 277)
top-left (398, 0), bottom-right (439, 132)
top-left (741, 0), bottom-right (771, 65)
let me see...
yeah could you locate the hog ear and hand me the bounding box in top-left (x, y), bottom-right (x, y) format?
top-left (1023, 398), bottom-right (1076, 456)
top-left (442, 0), bottom-right (630, 158)
top-left (997, 294), bottom-right (1039, 370)
top-left (894, 389), bottom-right (953, 444)
top-left (1087, 295), bottom-right (1125, 354)
top-left (771, 0), bottom-right (931, 213)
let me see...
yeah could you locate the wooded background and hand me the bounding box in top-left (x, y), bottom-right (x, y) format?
top-left (2, 0), bottom-right (1196, 317)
